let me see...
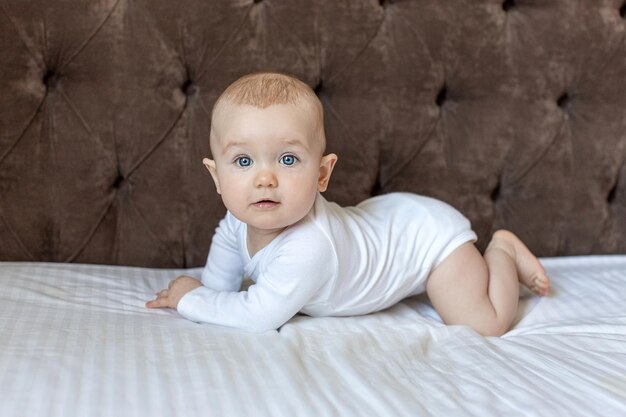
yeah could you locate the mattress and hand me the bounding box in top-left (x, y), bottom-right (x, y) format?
top-left (1, 256), bottom-right (625, 417)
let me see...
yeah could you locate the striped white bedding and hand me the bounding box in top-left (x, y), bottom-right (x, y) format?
top-left (1, 256), bottom-right (625, 417)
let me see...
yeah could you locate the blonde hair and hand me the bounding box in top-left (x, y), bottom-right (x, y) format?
top-left (210, 72), bottom-right (326, 150)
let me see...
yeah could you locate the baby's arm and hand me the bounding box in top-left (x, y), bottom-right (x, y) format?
top-left (146, 214), bottom-right (244, 309)
top-left (200, 214), bottom-right (245, 292)
top-left (146, 275), bottom-right (202, 309)
top-left (177, 238), bottom-right (335, 333)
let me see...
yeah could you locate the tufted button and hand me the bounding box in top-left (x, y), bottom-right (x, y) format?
top-left (181, 79), bottom-right (198, 96)
top-left (112, 174), bottom-right (125, 190)
top-left (314, 81), bottom-right (323, 96)
top-left (491, 183), bottom-right (501, 202)
top-left (436, 85), bottom-right (447, 107)
top-left (502, 0), bottom-right (515, 12)
top-left (253, 0), bottom-right (263, 3)
top-left (379, 0), bottom-right (394, 7)
top-left (557, 92), bottom-right (570, 109)
top-left (620, 3), bottom-right (626, 18)
top-left (607, 183), bottom-right (618, 204)
top-left (42, 69), bottom-right (59, 88)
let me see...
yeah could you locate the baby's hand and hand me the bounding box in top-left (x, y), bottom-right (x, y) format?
top-left (146, 275), bottom-right (202, 309)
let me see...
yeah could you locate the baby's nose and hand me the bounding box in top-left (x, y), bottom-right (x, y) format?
top-left (255, 169), bottom-right (277, 188)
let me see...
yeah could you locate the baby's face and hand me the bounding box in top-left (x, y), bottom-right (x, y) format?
top-left (205, 102), bottom-right (336, 236)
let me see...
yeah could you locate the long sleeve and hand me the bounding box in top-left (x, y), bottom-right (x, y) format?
top-left (177, 234), bottom-right (337, 333)
top-left (200, 212), bottom-right (244, 292)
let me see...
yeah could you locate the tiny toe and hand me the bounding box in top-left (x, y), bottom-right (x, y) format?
top-left (535, 274), bottom-right (550, 286)
top-left (538, 281), bottom-right (550, 295)
top-left (528, 275), bottom-right (550, 296)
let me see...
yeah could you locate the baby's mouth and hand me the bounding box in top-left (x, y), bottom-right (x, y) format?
top-left (252, 199), bottom-right (279, 209)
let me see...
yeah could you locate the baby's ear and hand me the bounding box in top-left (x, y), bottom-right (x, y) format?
top-left (202, 158), bottom-right (221, 194)
top-left (318, 153), bottom-right (338, 192)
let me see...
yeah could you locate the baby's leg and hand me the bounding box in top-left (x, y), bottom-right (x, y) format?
top-left (426, 230), bottom-right (550, 336)
top-left (486, 230), bottom-right (550, 296)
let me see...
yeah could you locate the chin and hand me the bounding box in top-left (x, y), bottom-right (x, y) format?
top-left (249, 217), bottom-right (299, 232)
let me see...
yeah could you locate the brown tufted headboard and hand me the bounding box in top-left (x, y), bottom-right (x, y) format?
top-left (1, 0), bottom-right (625, 267)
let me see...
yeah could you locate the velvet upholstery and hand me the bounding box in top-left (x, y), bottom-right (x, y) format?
top-left (1, 0), bottom-right (625, 267)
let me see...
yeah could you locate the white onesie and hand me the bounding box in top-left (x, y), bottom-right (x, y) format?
top-left (177, 192), bottom-right (477, 332)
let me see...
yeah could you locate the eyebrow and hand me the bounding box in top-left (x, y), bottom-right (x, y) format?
top-left (221, 141), bottom-right (247, 155)
top-left (281, 138), bottom-right (308, 148)
top-left (221, 138), bottom-right (309, 155)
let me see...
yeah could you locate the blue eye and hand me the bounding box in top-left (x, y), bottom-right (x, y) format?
top-left (235, 156), bottom-right (252, 167)
top-left (280, 154), bottom-right (299, 166)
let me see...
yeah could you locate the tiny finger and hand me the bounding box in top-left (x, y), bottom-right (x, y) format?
top-left (146, 298), bottom-right (167, 309)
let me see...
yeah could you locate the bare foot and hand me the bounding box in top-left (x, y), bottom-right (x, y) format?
top-left (488, 230), bottom-right (551, 296)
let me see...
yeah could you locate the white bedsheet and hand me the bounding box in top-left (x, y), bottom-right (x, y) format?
top-left (1, 256), bottom-right (625, 417)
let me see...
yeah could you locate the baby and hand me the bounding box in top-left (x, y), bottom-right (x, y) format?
top-left (146, 72), bottom-right (550, 336)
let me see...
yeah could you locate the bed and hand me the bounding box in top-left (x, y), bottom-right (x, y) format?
top-left (1, 0), bottom-right (626, 416)
top-left (1, 257), bottom-right (626, 416)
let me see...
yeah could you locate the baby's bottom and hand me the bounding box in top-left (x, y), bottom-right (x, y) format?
top-left (425, 230), bottom-right (550, 337)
